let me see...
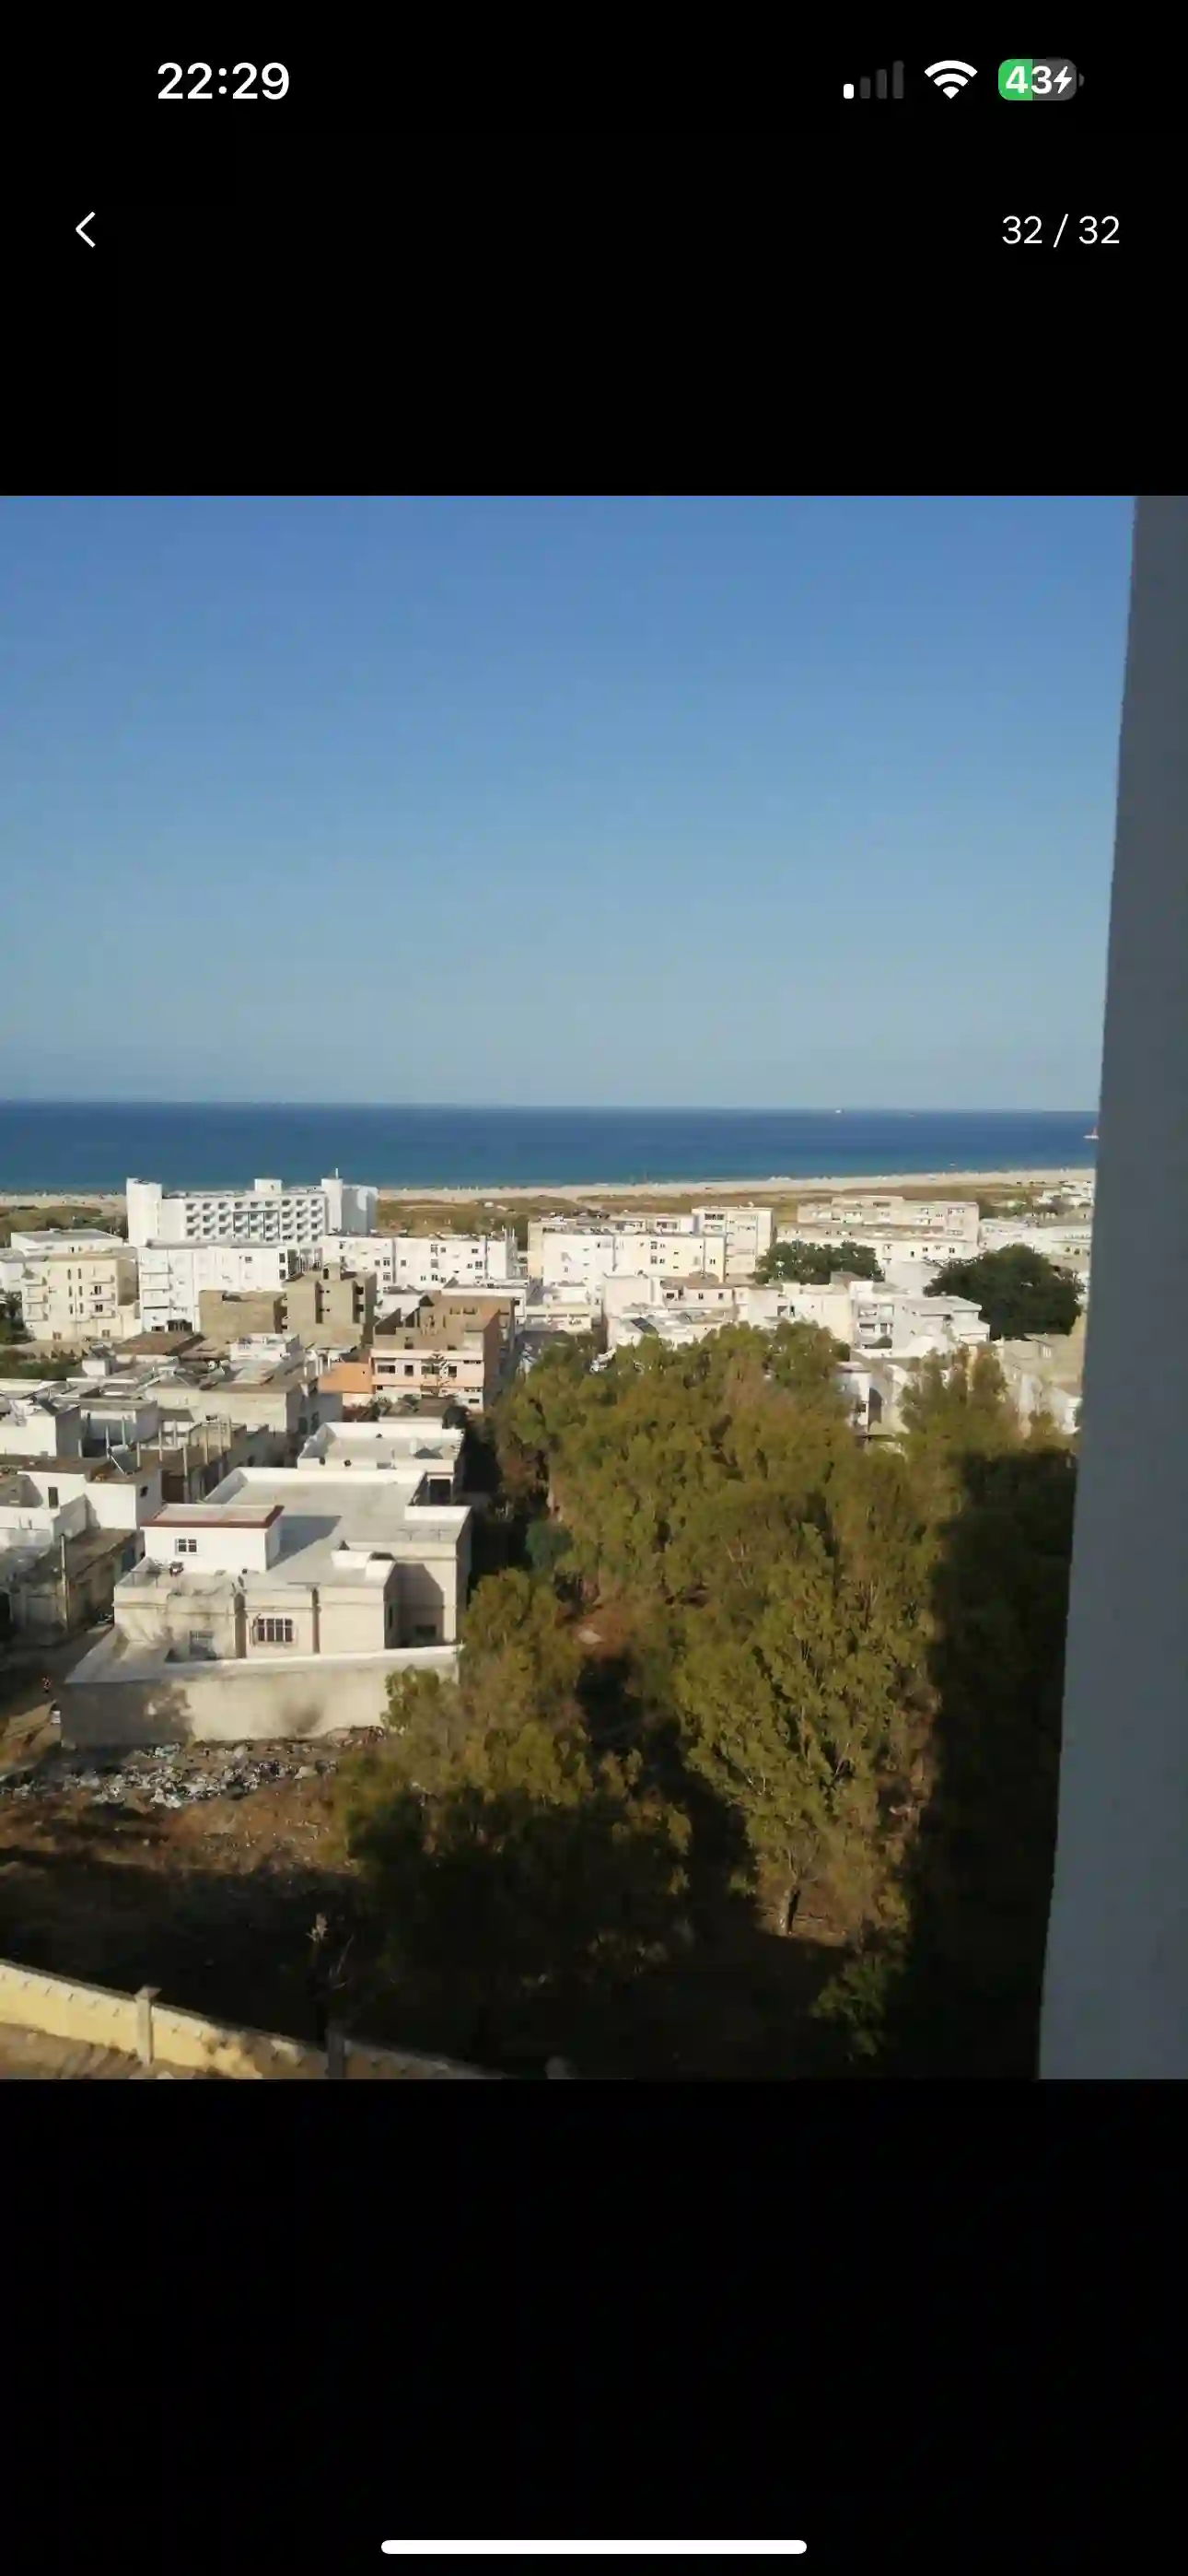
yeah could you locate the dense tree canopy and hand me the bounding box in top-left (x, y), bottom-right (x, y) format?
top-left (926, 1245), bottom-right (1082, 1341)
top-left (757, 1238), bottom-right (883, 1285)
top-left (336, 1317), bottom-right (1077, 2077)
top-left (337, 1569), bottom-right (690, 2057)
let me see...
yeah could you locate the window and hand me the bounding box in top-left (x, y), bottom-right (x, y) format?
top-left (48, 1486), bottom-right (59, 1506)
top-left (251, 1616), bottom-right (295, 1646)
top-left (404, 1364), bottom-right (414, 1376)
top-left (175, 1535), bottom-right (199, 1553)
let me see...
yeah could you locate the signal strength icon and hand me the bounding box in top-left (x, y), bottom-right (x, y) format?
top-left (843, 64), bottom-right (904, 99)
top-left (924, 58), bottom-right (978, 96)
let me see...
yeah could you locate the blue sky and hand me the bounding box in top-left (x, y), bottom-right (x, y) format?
top-left (0, 495), bottom-right (1131, 1107)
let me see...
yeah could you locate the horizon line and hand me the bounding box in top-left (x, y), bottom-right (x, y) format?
top-left (0, 1098), bottom-right (1098, 1117)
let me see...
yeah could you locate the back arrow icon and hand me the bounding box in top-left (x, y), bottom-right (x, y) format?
top-left (76, 212), bottom-right (96, 247)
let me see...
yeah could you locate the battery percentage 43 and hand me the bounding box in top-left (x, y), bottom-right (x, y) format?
top-left (999, 59), bottom-right (1082, 98)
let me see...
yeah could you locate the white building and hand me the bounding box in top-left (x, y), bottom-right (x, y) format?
top-left (847, 1287), bottom-right (989, 1355)
top-left (600, 1276), bottom-right (988, 1364)
top-left (0, 1388), bottom-right (85, 1459)
top-left (12, 1244), bottom-right (140, 1344)
top-left (536, 1227), bottom-right (728, 1301)
top-left (298, 1416), bottom-right (465, 1496)
top-left (321, 1229), bottom-right (519, 1297)
top-left (765, 1282), bottom-right (856, 1341)
top-left (607, 1307), bottom-right (723, 1354)
top-left (776, 1225), bottom-right (974, 1271)
top-left (793, 1193), bottom-right (980, 1242)
top-left (0, 1452), bottom-right (162, 1545)
top-left (125, 1173), bottom-right (377, 1249)
top-left (137, 1239), bottom-right (307, 1333)
top-left (529, 1204), bottom-right (773, 1291)
top-left (976, 1219), bottom-right (1094, 1260)
top-left (0, 1449), bottom-right (164, 1637)
top-left (7, 1227), bottom-right (127, 1257)
top-left (605, 1279), bottom-right (847, 1355)
top-left (146, 1342), bottom-right (334, 1454)
top-left (63, 1454), bottom-right (472, 1745)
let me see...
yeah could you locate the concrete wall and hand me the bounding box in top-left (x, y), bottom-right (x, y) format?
top-left (199, 1289), bottom-right (288, 1341)
top-left (12, 1532), bottom-right (134, 1636)
top-left (0, 1492), bottom-right (88, 1549)
top-left (0, 1956), bottom-right (492, 2078)
top-left (116, 1584), bottom-right (242, 1660)
top-left (87, 1468), bottom-right (164, 1531)
top-left (0, 1402), bottom-right (84, 1458)
top-left (155, 1377), bottom-right (305, 1443)
top-left (63, 1639), bottom-right (460, 1745)
top-left (1041, 498), bottom-right (1188, 2077)
top-left (143, 1514), bottom-right (278, 1575)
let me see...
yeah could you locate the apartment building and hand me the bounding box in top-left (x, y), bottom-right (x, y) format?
top-left (522, 1283), bottom-right (601, 1335)
top-left (688, 1203), bottom-right (775, 1273)
top-left (528, 1206), bottom-right (774, 1290)
top-left (137, 1239), bottom-right (306, 1333)
top-left (776, 1224), bottom-right (973, 1270)
top-left (993, 1314), bottom-right (1086, 1436)
top-left (413, 1288), bottom-right (520, 1373)
top-left (847, 1287), bottom-right (990, 1354)
top-left (196, 1263), bottom-right (375, 1352)
top-left (16, 1246), bottom-right (140, 1345)
top-left (7, 1228), bottom-right (126, 1258)
top-left (976, 1219), bottom-right (1094, 1259)
top-left (125, 1172), bottom-right (377, 1249)
top-left (62, 1458), bottom-right (472, 1743)
top-left (320, 1229), bottom-right (519, 1297)
top-left (370, 1309), bottom-right (502, 1412)
top-left (534, 1226), bottom-right (729, 1300)
top-left (605, 1280), bottom-right (844, 1354)
top-left (283, 1262), bottom-right (375, 1344)
top-left (794, 1193), bottom-right (980, 1243)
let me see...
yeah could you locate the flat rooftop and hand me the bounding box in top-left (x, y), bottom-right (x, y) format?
top-left (0, 1453), bottom-right (139, 1488)
top-left (303, 1422), bottom-right (460, 1461)
top-left (134, 1468), bottom-right (470, 1589)
top-left (8, 1230), bottom-right (124, 1252)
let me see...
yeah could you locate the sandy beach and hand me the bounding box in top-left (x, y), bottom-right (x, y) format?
top-left (0, 1166), bottom-right (1094, 1214)
top-left (370, 1166), bottom-right (1094, 1204)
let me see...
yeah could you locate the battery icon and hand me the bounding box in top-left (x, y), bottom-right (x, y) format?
top-left (999, 58), bottom-right (1082, 99)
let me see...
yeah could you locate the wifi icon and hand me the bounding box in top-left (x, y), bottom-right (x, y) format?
top-left (925, 58), bottom-right (978, 96)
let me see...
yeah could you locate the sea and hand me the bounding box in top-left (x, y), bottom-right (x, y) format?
top-left (0, 1103), bottom-right (1098, 1195)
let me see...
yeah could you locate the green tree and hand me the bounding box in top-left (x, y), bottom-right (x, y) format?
top-left (888, 1442), bottom-right (1077, 2076)
top-left (757, 1237), bottom-right (883, 1284)
top-left (670, 1444), bottom-right (933, 1937)
top-left (335, 1284), bottom-right (1079, 2077)
top-left (0, 1294), bottom-right (29, 1345)
top-left (336, 1567), bottom-right (688, 2060)
top-left (926, 1246), bottom-right (1081, 1341)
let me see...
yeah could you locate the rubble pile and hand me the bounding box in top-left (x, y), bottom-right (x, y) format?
top-left (0, 1745), bottom-right (340, 1809)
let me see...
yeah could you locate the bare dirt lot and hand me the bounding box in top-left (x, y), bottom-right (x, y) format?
top-left (0, 1647), bottom-right (361, 2043)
